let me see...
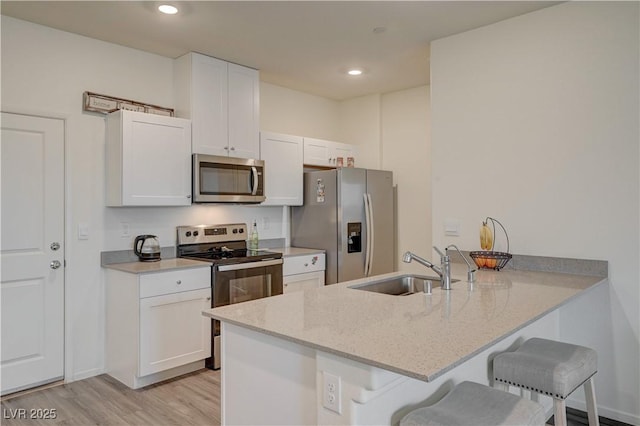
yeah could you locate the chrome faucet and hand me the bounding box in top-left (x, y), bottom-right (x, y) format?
top-left (446, 244), bottom-right (476, 283)
top-left (402, 246), bottom-right (452, 290)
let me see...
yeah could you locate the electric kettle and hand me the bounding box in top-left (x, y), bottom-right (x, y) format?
top-left (134, 235), bottom-right (161, 262)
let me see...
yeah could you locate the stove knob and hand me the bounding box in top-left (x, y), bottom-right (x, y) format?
top-left (186, 231), bottom-right (192, 237)
top-left (232, 229), bottom-right (238, 234)
top-left (193, 231), bottom-right (199, 237)
top-left (239, 228), bottom-right (244, 234)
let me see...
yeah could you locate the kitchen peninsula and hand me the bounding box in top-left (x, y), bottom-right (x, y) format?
top-left (204, 259), bottom-right (607, 425)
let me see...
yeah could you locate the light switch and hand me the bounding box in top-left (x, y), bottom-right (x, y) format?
top-left (444, 219), bottom-right (460, 236)
top-left (78, 223), bottom-right (89, 240)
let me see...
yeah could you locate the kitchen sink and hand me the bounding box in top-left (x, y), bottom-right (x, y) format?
top-left (348, 274), bottom-right (459, 296)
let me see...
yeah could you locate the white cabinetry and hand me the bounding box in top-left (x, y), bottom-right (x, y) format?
top-left (283, 252), bottom-right (325, 294)
top-left (303, 138), bottom-right (358, 168)
top-left (174, 52), bottom-right (259, 159)
top-left (260, 132), bottom-right (303, 206)
top-left (106, 266), bottom-right (211, 389)
top-left (106, 110), bottom-right (192, 206)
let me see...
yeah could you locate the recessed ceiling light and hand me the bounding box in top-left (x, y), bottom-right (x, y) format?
top-left (347, 69), bottom-right (363, 76)
top-left (158, 4), bottom-right (178, 14)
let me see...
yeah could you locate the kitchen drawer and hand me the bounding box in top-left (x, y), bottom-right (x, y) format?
top-left (283, 253), bottom-right (325, 276)
top-left (139, 267), bottom-right (210, 298)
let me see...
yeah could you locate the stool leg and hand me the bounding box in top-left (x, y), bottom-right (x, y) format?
top-left (553, 399), bottom-right (567, 426)
top-left (531, 390), bottom-right (540, 403)
top-left (584, 377), bottom-right (600, 426)
top-left (493, 381), bottom-right (508, 392)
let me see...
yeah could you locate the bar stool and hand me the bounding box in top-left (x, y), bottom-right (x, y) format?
top-left (400, 381), bottom-right (546, 426)
top-left (493, 338), bottom-right (599, 426)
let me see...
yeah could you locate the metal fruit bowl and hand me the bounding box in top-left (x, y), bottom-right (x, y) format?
top-left (469, 251), bottom-right (512, 271)
top-left (473, 217), bottom-right (512, 270)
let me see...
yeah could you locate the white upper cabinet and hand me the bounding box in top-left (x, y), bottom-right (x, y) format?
top-left (106, 110), bottom-right (192, 207)
top-left (228, 64), bottom-right (260, 159)
top-left (260, 132), bottom-right (303, 206)
top-left (303, 137), bottom-right (358, 168)
top-left (174, 52), bottom-right (259, 159)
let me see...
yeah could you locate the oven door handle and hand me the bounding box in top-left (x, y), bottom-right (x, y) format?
top-left (217, 258), bottom-right (283, 272)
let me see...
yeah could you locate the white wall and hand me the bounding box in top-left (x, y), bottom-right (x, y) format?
top-left (260, 82), bottom-right (340, 141)
top-left (337, 93), bottom-right (382, 169)
top-left (430, 2), bottom-right (639, 423)
top-left (381, 87), bottom-right (431, 273)
top-left (1, 16), bottom-right (285, 381)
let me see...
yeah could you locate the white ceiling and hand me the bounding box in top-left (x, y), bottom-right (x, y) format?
top-left (1, 1), bottom-right (558, 100)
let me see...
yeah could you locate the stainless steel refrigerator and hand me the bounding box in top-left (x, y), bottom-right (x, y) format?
top-left (291, 168), bottom-right (395, 284)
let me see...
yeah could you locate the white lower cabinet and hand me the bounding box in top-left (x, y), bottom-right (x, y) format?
top-left (283, 252), bottom-right (326, 294)
top-left (284, 271), bottom-right (325, 293)
top-left (106, 266), bottom-right (211, 389)
top-left (139, 288), bottom-right (211, 376)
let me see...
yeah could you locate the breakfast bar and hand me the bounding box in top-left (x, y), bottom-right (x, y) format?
top-left (204, 260), bottom-right (607, 425)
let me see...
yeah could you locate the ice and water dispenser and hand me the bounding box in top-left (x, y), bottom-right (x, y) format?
top-left (347, 222), bottom-right (362, 253)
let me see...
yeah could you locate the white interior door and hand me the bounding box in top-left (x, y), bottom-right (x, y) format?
top-left (1, 112), bottom-right (65, 395)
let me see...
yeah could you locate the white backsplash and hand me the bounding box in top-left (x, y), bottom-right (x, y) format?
top-left (103, 204), bottom-right (286, 251)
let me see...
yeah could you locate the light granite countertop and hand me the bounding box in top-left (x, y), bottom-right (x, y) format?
top-left (103, 258), bottom-right (211, 274)
top-left (204, 263), bottom-right (606, 382)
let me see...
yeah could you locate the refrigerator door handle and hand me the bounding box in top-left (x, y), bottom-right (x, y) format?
top-left (367, 193), bottom-right (375, 276)
top-left (363, 193), bottom-right (373, 276)
top-left (363, 193), bottom-right (371, 276)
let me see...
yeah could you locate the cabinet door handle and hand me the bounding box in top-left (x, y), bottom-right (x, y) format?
top-left (206, 297), bottom-right (211, 301)
top-left (176, 280), bottom-right (182, 285)
top-left (224, 146), bottom-right (229, 150)
top-left (230, 147), bottom-right (236, 151)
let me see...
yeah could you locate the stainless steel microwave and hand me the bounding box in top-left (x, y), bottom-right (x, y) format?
top-left (192, 154), bottom-right (265, 203)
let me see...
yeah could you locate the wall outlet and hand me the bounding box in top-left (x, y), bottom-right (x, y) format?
top-left (322, 371), bottom-right (341, 414)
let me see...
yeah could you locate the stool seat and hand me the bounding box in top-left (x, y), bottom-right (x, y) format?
top-left (400, 381), bottom-right (546, 426)
top-left (493, 337), bottom-right (597, 399)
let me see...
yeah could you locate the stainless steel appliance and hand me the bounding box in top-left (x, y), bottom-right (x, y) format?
top-left (133, 235), bottom-right (161, 262)
top-left (176, 223), bottom-right (283, 369)
top-left (291, 168), bottom-right (395, 285)
top-left (192, 154), bottom-right (265, 203)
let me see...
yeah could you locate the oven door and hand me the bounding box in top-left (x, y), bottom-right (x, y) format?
top-left (214, 259), bottom-right (283, 306)
top-left (209, 258), bottom-right (283, 369)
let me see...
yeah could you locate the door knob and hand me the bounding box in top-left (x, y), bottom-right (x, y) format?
top-left (50, 242), bottom-right (60, 251)
top-left (50, 260), bottom-right (62, 269)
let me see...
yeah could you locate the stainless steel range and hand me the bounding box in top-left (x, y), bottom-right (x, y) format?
top-left (176, 223), bottom-right (283, 370)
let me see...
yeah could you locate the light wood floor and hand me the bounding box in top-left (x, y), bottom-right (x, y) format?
top-left (1, 369), bottom-right (221, 425)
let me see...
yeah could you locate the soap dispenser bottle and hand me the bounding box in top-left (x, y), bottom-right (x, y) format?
top-left (249, 221), bottom-right (259, 251)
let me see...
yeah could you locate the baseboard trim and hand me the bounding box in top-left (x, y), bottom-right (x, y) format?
top-left (548, 407), bottom-right (636, 426)
top-left (568, 401), bottom-right (640, 425)
top-left (68, 367), bottom-right (104, 382)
